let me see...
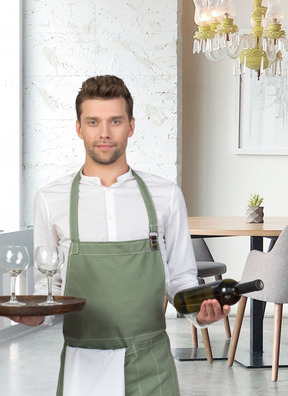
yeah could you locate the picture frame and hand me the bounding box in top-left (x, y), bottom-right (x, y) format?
top-left (235, 55), bottom-right (288, 155)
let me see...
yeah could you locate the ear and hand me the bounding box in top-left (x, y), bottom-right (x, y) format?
top-left (128, 117), bottom-right (135, 138)
top-left (76, 120), bottom-right (83, 140)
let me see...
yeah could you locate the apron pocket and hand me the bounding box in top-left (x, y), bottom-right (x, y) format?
top-left (63, 346), bottom-right (126, 396)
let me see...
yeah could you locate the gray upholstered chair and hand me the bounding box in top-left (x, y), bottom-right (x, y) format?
top-left (227, 225), bottom-right (288, 381)
top-left (164, 238), bottom-right (231, 362)
top-left (191, 238), bottom-right (231, 362)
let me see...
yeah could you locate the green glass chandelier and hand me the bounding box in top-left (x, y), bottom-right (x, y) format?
top-left (192, 0), bottom-right (287, 78)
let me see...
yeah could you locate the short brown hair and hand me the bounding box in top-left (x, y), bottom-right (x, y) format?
top-left (75, 75), bottom-right (134, 122)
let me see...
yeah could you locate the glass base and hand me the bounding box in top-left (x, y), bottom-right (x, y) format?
top-left (1, 300), bottom-right (26, 307)
top-left (38, 300), bottom-right (63, 306)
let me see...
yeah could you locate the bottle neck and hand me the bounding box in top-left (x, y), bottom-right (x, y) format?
top-left (234, 279), bottom-right (264, 295)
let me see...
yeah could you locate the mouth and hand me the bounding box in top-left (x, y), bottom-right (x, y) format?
top-left (95, 144), bottom-right (115, 151)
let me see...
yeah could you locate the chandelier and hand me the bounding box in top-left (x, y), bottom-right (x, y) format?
top-left (192, 0), bottom-right (288, 78)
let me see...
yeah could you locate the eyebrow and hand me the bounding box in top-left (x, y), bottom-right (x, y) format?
top-left (111, 115), bottom-right (125, 120)
top-left (84, 115), bottom-right (125, 121)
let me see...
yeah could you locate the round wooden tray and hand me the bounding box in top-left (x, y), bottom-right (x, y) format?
top-left (0, 295), bottom-right (86, 316)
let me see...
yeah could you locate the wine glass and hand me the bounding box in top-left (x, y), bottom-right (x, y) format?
top-left (0, 245), bottom-right (30, 306)
top-left (34, 246), bottom-right (64, 306)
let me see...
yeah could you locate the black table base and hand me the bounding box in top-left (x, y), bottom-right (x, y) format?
top-left (235, 347), bottom-right (288, 369)
top-left (172, 347), bottom-right (228, 362)
top-left (172, 343), bottom-right (288, 369)
top-left (172, 340), bottom-right (230, 362)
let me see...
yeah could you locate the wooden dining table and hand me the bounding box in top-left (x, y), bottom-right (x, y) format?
top-left (187, 216), bottom-right (288, 368)
top-left (188, 216), bottom-right (288, 240)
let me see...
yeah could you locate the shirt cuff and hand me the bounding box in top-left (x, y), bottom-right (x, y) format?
top-left (184, 312), bottom-right (208, 328)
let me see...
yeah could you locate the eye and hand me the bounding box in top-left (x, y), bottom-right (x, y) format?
top-left (112, 120), bottom-right (120, 125)
top-left (89, 120), bottom-right (97, 125)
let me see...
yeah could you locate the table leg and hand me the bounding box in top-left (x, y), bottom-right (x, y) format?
top-left (234, 236), bottom-right (265, 367)
top-left (250, 300), bottom-right (264, 354)
top-left (250, 236), bottom-right (264, 354)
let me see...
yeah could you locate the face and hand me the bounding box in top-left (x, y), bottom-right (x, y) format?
top-left (76, 97), bottom-right (135, 166)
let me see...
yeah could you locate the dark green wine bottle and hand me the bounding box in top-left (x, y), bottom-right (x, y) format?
top-left (174, 278), bottom-right (264, 315)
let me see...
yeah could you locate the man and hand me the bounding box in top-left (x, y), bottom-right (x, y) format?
top-left (13, 75), bottom-right (230, 395)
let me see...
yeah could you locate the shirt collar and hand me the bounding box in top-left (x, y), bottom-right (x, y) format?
top-left (80, 166), bottom-right (134, 186)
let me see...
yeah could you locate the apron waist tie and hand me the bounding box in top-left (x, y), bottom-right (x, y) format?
top-left (125, 331), bottom-right (168, 356)
top-left (64, 330), bottom-right (166, 351)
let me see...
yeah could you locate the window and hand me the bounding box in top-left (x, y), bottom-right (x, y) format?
top-left (0, 1), bottom-right (22, 230)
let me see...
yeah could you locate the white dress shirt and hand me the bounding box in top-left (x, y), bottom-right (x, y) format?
top-left (33, 167), bottom-right (200, 325)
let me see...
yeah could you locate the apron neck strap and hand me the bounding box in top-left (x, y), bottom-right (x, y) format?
top-left (132, 170), bottom-right (159, 251)
top-left (69, 168), bottom-right (82, 254)
top-left (69, 168), bottom-right (159, 253)
top-left (131, 170), bottom-right (158, 234)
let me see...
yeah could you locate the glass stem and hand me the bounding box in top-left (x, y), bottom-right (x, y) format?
top-left (10, 276), bottom-right (17, 302)
top-left (46, 275), bottom-right (54, 302)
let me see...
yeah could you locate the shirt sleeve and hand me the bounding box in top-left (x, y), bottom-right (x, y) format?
top-left (164, 185), bottom-right (206, 328)
top-left (33, 190), bottom-right (63, 296)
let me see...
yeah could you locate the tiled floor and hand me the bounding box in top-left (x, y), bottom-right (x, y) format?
top-left (0, 313), bottom-right (288, 395)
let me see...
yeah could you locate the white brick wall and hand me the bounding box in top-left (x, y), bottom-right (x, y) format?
top-left (22, 0), bottom-right (182, 226)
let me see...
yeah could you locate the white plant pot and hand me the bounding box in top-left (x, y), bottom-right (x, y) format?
top-left (246, 206), bottom-right (264, 223)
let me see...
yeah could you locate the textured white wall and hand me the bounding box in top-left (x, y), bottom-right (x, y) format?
top-left (22, 0), bottom-right (182, 226)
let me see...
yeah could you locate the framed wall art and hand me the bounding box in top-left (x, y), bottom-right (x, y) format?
top-left (235, 56), bottom-right (288, 155)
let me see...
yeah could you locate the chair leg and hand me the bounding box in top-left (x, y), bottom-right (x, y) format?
top-left (201, 328), bottom-right (213, 363)
top-left (223, 316), bottom-right (231, 339)
top-left (272, 303), bottom-right (283, 382)
top-left (167, 294), bottom-right (211, 361)
top-left (227, 296), bottom-right (247, 367)
top-left (190, 323), bottom-right (198, 348)
top-left (163, 296), bottom-right (168, 313)
top-left (191, 324), bottom-right (214, 363)
top-left (191, 323), bottom-right (214, 362)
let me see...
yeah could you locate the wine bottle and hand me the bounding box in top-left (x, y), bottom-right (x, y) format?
top-left (174, 278), bottom-right (264, 315)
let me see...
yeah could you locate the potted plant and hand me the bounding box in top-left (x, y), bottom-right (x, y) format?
top-left (246, 193), bottom-right (264, 223)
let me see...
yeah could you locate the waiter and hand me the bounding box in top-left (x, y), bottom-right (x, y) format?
top-left (13, 75), bottom-right (230, 395)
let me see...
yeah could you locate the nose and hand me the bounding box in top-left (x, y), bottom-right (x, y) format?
top-left (99, 122), bottom-right (111, 139)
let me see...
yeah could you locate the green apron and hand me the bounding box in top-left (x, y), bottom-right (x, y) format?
top-left (56, 169), bottom-right (180, 396)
